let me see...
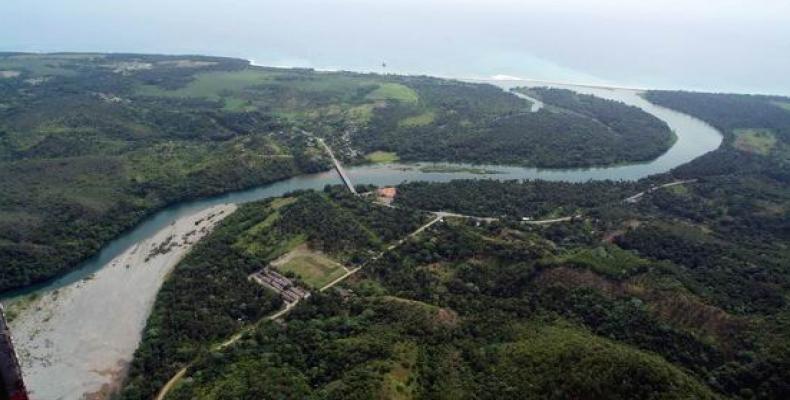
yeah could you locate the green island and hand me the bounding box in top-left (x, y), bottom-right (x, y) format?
top-left (417, 165), bottom-right (503, 174)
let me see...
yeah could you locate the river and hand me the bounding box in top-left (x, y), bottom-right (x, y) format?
top-left (5, 81), bottom-right (722, 398)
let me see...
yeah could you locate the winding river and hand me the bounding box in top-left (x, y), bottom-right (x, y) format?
top-left (5, 81), bottom-right (722, 399)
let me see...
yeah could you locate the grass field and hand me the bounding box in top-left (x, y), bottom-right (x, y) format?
top-left (366, 83), bottom-right (419, 103)
top-left (139, 70), bottom-right (275, 97)
top-left (0, 54), bottom-right (100, 76)
top-left (272, 244), bottom-right (347, 288)
top-left (667, 183), bottom-right (690, 196)
top-left (399, 111), bottom-right (436, 127)
top-left (556, 244), bottom-right (647, 279)
top-left (734, 128), bottom-right (777, 155)
top-left (772, 101), bottom-right (790, 112)
top-left (380, 341), bottom-right (419, 400)
top-left (136, 69), bottom-right (277, 110)
top-left (365, 151), bottom-right (400, 163)
top-left (347, 104), bottom-right (375, 124)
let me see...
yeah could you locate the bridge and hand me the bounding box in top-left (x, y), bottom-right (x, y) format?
top-left (316, 138), bottom-right (357, 195)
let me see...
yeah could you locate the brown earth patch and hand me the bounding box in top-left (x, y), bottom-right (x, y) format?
top-left (535, 266), bottom-right (747, 350)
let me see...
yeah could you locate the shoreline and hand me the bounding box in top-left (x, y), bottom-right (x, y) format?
top-left (9, 203), bottom-right (237, 399)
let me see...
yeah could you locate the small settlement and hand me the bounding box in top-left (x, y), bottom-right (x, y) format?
top-left (249, 268), bottom-right (311, 304)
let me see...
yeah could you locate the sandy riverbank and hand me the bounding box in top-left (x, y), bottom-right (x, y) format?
top-left (8, 203), bottom-right (237, 400)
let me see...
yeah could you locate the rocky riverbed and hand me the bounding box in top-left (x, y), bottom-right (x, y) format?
top-left (8, 203), bottom-right (237, 400)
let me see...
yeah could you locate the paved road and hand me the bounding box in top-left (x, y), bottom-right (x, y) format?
top-left (522, 214), bottom-right (582, 225)
top-left (316, 137), bottom-right (357, 195)
top-left (624, 179), bottom-right (697, 203)
top-left (155, 174), bottom-right (672, 398)
top-left (155, 213), bottom-right (445, 399)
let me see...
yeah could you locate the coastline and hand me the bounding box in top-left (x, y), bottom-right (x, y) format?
top-left (9, 203), bottom-right (237, 399)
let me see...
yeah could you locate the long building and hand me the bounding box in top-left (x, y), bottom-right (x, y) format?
top-left (249, 268), bottom-right (311, 304)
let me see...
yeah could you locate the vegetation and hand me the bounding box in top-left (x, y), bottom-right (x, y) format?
top-left (353, 84), bottom-right (675, 168)
top-left (365, 150), bottom-right (400, 163)
top-left (271, 244), bottom-right (347, 288)
top-left (0, 53), bottom-right (677, 293)
top-left (121, 189), bottom-right (428, 399)
top-left (145, 209), bottom-right (723, 399)
top-left (522, 87), bottom-right (677, 147)
top-left (417, 165), bottom-right (502, 174)
top-left (124, 89), bottom-right (790, 399)
top-left (394, 179), bottom-right (641, 219)
top-left (733, 128), bottom-right (777, 155)
top-left (8, 53), bottom-right (790, 398)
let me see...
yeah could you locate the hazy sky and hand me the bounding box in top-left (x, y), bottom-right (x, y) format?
top-left (2, 0), bottom-right (789, 94)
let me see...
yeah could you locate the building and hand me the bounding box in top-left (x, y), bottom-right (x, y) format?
top-left (376, 187), bottom-right (397, 204)
top-left (249, 268), bottom-right (311, 304)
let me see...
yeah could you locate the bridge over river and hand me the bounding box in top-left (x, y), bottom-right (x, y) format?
top-left (316, 137), bottom-right (357, 195)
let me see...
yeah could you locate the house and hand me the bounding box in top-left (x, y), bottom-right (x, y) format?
top-left (376, 187), bottom-right (397, 204)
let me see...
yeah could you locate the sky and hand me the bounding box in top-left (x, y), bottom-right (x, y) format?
top-left (2, 0), bottom-right (789, 95)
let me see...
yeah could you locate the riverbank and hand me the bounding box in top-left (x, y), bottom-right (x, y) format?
top-left (9, 203), bottom-right (237, 399)
top-left (3, 79), bottom-right (723, 398)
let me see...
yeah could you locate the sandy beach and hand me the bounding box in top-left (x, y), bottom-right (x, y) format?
top-left (8, 203), bottom-right (237, 400)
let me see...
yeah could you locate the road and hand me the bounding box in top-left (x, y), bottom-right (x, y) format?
top-left (155, 300), bottom-right (300, 400)
top-left (522, 214), bottom-right (582, 225)
top-left (624, 179), bottom-right (697, 203)
top-left (431, 211), bottom-right (498, 223)
top-left (155, 175), bottom-right (690, 399)
top-left (316, 137), bottom-right (357, 195)
top-left (154, 213), bottom-right (444, 399)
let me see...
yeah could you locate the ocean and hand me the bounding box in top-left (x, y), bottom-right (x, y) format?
top-left (1, 0), bottom-right (789, 95)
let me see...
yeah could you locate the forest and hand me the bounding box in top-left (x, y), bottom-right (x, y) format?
top-left (5, 52), bottom-right (790, 398)
top-left (121, 189), bottom-right (428, 399)
top-left (119, 89), bottom-right (790, 399)
top-left (0, 53), bottom-right (676, 293)
top-left (352, 83), bottom-right (675, 168)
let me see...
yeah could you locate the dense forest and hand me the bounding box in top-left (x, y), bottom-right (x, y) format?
top-left (119, 89), bottom-right (790, 399)
top-left (0, 53), bottom-right (676, 293)
top-left (394, 179), bottom-right (642, 220)
top-left (352, 84), bottom-right (674, 167)
top-left (121, 190), bottom-right (428, 399)
top-left (6, 52), bottom-right (790, 398)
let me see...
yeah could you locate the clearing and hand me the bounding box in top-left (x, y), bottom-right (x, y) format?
top-left (553, 244), bottom-right (648, 279)
top-left (136, 69), bottom-right (275, 111)
top-left (399, 111), bottom-right (436, 127)
top-left (366, 151), bottom-right (400, 163)
top-left (366, 83), bottom-right (419, 103)
top-left (271, 244), bottom-right (348, 288)
top-left (734, 128), bottom-right (777, 155)
top-left (771, 101), bottom-right (790, 112)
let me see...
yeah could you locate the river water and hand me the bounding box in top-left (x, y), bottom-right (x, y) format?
top-left (5, 81), bottom-right (722, 398)
top-left (2, 81), bottom-right (722, 301)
